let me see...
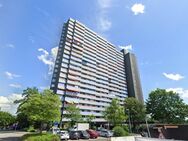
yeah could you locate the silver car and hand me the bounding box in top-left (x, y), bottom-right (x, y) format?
top-left (99, 130), bottom-right (113, 137)
top-left (58, 131), bottom-right (69, 140)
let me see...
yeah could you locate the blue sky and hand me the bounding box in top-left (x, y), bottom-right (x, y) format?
top-left (1, 0), bottom-right (188, 113)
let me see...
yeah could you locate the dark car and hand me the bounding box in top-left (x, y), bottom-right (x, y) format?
top-left (69, 131), bottom-right (80, 140)
top-left (78, 130), bottom-right (90, 139)
top-left (86, 129), bottom-right (99, 139)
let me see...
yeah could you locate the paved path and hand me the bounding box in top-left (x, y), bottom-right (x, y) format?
top-left (0, 131), bottom-right (27, 141)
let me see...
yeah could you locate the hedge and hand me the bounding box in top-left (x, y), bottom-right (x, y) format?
top-left (22, 133), bottom-right (60, 141)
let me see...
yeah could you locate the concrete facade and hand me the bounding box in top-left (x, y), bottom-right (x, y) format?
top-left (50, 18), bottom-right (143, 122)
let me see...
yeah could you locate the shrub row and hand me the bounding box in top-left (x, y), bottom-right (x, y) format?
top-left (113, 126), bottom-right (129, 137)
top-left (21, 133), bottom-right (60, 141)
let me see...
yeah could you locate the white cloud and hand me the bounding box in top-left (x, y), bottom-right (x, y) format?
top-left (96, 0), bottom-right (112, 32)
top-left (0, 94), bottom-right (23, 114)
top-left (131, 3), bottom-right (145, 15)
top-left (37, 46), bottom-right (58, 75)
top-left (98, 17), bottom-right (112, 32)
top-left (28, 36), bottom-right (35, 43)
top-left (163, 73), bottom-right (184, 81)
top-left (166, 88), bottom-right (188, 99)
top-left (5, 71), bottom-right (21, 79)
top-left (119, 44), bottom-right (133, 51)
top-left (9, 84), bottom-right (22, 88)
top-left (97, 0), bottom-right (112, 9)
top-left (39, 86), bottom-right (50, 90)
top-left (6, 44), bottom-right (15, 48)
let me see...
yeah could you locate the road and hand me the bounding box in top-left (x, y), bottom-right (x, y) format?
top-left (69, 137), bottom-right (110, 141)
top-left (0, 131), bottom-right (27, 141)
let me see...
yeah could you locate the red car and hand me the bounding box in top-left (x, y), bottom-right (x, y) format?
top-left (86, 129), bottom-right (99, 139)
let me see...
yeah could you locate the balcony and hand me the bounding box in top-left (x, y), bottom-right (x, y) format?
top-left (81, 65), bottom-right (96, 73)
top-left (71, 52), bottom-right (82, 59)
top-left (72, 44), bottom-right (83, 51)
top-left (69, 65), bottom-right (81, 72)
top-left (67, 80), bottom-right (80, 86)
top-left (60, 68), bottom-right (67, 73)
top-left (81, 111), bottom-right (102, 117)
top-left (70, 60), bottom-right (82, 67)
top-left (66, 85), bottom-right (80, 92)
top-left (78, 105), bottom-right (105, 112)
top-left (79, 83), bottom-right (96, 90)
top-left (58, 83), bottom-right (65, 90)
top-left (68, 74), bottom-right (80, 81)
top-left (60, 73), bottom-right (66, 78)
top-left (71, 55), bottom-right (82, 62)
top-left (80, 79), bottom-right (96, 86)
top-left (58, 78), bottom-right (66, 83)
top-left (68, 69), bottom-right (80, 76)
top-left (78, 99), bottom-right (109, 107)
top-left (80, 89), bottom-right (96, 95)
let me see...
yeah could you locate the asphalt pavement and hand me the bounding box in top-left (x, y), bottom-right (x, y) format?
top-left (0, 131), bottom-right (27, 141)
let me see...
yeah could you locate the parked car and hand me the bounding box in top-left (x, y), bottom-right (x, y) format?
top-left (86, 129), bottom-right (99, 138)
top-left (69, 131), bottom-right (80, 140)
top-left (57, 131), bottom-right (69, 140)
top-left (99, 130), bottom-right (113, 137)
top-left (78, 130), bottom-right (90, 139)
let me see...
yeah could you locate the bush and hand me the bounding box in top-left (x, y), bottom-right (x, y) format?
top-left (113, 126), bottom-right (128, 137)
top-left (22, 133), bottom-right (60, 141)
top-left (122, 125), bottom-right (129, 133)
top-left (27, 126), bottom-right (36, 132)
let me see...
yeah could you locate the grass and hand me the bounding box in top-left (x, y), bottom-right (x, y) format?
top-left (21, 133), bottom-right (60, 141)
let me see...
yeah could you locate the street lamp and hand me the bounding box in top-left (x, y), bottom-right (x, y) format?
top-left (145, 114), bottom-right (151, 137)
top-left (125, 109), bottom-right (132, 133)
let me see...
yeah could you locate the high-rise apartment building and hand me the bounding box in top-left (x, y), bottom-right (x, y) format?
top-left (50, 18), bottom-right (143, 123)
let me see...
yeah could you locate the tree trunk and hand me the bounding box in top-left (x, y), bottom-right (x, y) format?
top-left (40, 122), bottom-right (43, 134)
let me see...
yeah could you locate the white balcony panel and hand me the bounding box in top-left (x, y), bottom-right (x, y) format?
top-left (81, 111), bottom-right (102, 116)
top-left (60, 73), bottom-right (66, 78)
top-left (58, 83), bottom-right (65, 90)
top-left (77, 105), bottom-right (105, 111)
top-left (66, 85), bottom-right (80, 92)
top-left (69, 65), bottom-right (81, 72)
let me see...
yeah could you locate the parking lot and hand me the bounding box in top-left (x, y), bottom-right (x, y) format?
top-left (69, 137), bottom-right (110, 141)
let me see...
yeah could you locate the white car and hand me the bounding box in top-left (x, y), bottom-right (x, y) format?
top-left (58, 131), bottom-right (69, 140)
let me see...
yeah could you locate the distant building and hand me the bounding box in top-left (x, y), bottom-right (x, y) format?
top-left (50, 18), bottom-right (144, 123)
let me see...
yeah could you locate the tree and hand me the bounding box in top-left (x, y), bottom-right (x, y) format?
top-left (85, 114), bottom-right (95, 123)
top-left (146, 88), bottom-right (187, 124)
top-left (103, 99), bottom-right (127, 126)
top-left (17, 88), bottom-right (61, 132)
top-left (85, 114), bottom-right (95, 128)
top-left (124, 97), bottom-right (146, 132)
top-left (64, 104), bottom-right (82, 127)
top-left (0, 111), bottom-right (16, 128)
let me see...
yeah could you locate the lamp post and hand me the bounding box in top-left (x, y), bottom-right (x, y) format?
top-left (145, 114), bottom-right (151, 137)
top-left (126, 109), bottom-right (132, 133)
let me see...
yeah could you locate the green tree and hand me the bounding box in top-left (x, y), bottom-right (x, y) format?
top-left (85, 114), bottom-right (95, 128)
top-left (103, 99), bottom-right (127, 126)
top-left (124, 97), bottom-right (146, 131)
top-left (17, 88), bottom-right (61, 132)
top-left (146, 88), bottom-right (187, 123)
top-left (0, 111), bottom-right (16, 128)
top-left (64, 104), bottom-right (82, 127)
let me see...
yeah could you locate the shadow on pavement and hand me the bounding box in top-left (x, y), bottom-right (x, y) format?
top-left (0, 137), bottom-right (20, 141)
